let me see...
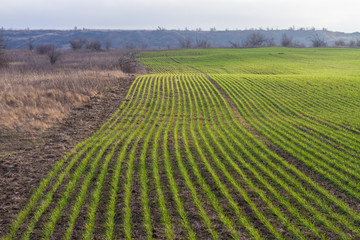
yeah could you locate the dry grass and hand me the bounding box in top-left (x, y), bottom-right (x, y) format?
top-left (0, 49), bottom-right (134, 131)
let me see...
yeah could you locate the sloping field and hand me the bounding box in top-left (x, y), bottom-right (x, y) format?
top-left (3, 48), bottom-right (360, 239)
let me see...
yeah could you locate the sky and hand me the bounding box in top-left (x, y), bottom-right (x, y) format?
top-left (0, 0), bottom-right (359, 33)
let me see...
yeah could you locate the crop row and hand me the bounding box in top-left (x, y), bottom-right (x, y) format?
top-left (5, 70), bottom-right (360, 239)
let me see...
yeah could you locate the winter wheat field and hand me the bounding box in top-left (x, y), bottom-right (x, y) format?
top-left (2, 48), bottom-right (360, 239)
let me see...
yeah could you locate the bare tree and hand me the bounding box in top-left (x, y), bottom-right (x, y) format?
top-left (124, 43), bottom-right (134, 49)
top-left (348, 39), bottom-right (356, 48)
top-left (281, 33), bottom-right (293, 47)
top-left (356, 39), bottom-right (360, 48)
top-left (229, 41), bottom-right (241, 48)
top-left (140, 43), bottom-right (148, 49)
top-left (116, 53), bottom-right (140, 73)
top-left (0, 35), bottom-right (7, 67)
top-left (105, 40), bottom-right (111, 51)
top-left (195, 39), bottom-right (211, 48)
top-left (178, 37), bottom-right (192, 49)
top-left (157, 26), bottom-right (166, 31)
top-left (36, 44), bottom-right (60, 64)
top-left (311, 34), bottom-right (327, 47)
top-left (28, 38), bottom-right (34, 51)
top-left (47, 47), bottom-right (60, 65)
top-left (334, 39), bottom-right (346, 47)
top-left (291, 40), bottom-right (305, 48)
top-left (0, 35), bottom-right (6, 50)
top-left (69, 39), bottom-right (85, 50)
top-left (243, 32), bottom-right (266, 48)
top-left (86, 40), bottom-right (101, 51)
top-left (266, 38), bottom-right (277, 47)
top-left (36, 44), bottom-right (54, 54)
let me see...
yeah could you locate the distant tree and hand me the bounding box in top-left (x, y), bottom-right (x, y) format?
top-left (0, 35), bottom-right (5, 50)
top-left (47, 47), bottom-right (60, 65)
top-left (348, 39), bottom-right (356, 48)
top-left (266, 37), bottom-right (277, 47)
top-left (124, 43), bottom-right (135, 49)
top-left (140, 43), bottom-right (148, 49)
top-left (356, 39), bottom-right (360, 48)
top-left (36, 44), bottom-right (54, 54)
top-left (334, 39), bottom-right (346, 47)
top-left (157, 26), bottom-right (166, 31)
top-left (105, 40), bottom-right (111, 51)
top-left (178, 37), bottom-right (192, 49)
top-left (116, 53), bottom-right (140, 73)
top-left (69, 39), bottom-right (85, 50)
top-left (281, 33), bottom-right (293, 47)
top-left (0, 35), bottom-right (6, 49)
top-left (36, 44), bottom-right (60, 64)
top-left (243, 32), bottom-right (266, 48)
top-left (86, 40), bottom-right (101, 51)
top-left (0, 36), bottom-right (7, 67)
top-left (28, 38), bottom-right (34, 51)
top-left (195, 39), bottom-right (211, 48)
top-left (229, 41), bottom-right (241, 48)
top-left (292, 40), bottom-right (305, 48)
top-left (311, 34), bottom-right (327, 47)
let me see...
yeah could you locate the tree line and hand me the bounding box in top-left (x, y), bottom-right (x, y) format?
top-left (1, 32), bottom-right (360, 67)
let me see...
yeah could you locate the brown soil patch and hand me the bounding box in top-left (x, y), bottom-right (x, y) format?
top-left (0, 76), bottom-right (134, 236)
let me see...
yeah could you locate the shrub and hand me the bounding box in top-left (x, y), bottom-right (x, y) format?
top-left (86, 40), bottom-right (101, 51)
top-left (178, 37), bottom-right (192, 49)
top-left (37, 44), bottom-right (54, 55)
top-left (311, 34), bottom-right (327, 47)
top-left (115, 54), bottom-right (139, 73)
top-left (105, 40), bottom-right (111, 51)
top-left (28, 38), bottom-right (34, 51)
top-left (229, 41), bottom-right (241, 48)
top-left (334, 39), bottom-right (346, 47)
top-left (0, 36), bottom-right (7, 67)
top-left (48, 49), bottom-right (60, 65)
top-left (266, 38), bottom-right (277, 47)
top-left (36, 44), bottom-right (60, 64)
top-left (243, 32), bottom-right (266, 48)
top-left (69, 39), bottom-right (86, 50)
top-left (195, 39), bottom-right (211, 49)
top-left (348, 40), bottom-right (356, 48)
top-left (281, 33), bottom-right (293, 47)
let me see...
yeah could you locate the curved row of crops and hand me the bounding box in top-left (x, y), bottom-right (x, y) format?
top-left (4, 48), bottom-right (360, 239)
top-left (210, 74), bottom-right (360, 200)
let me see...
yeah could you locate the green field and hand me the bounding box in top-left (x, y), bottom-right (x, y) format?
top-left (4, 48), bottom-right (360, 239)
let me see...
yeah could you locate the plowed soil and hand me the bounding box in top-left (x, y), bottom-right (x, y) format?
top-left (0, 76), bottom-right (134, 236)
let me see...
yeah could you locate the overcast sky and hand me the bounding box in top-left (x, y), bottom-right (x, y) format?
top-left (0, 0), bottom-right (359, 33)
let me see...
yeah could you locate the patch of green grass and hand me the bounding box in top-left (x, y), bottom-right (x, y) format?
top-left (5, 48), bottom-right (360, 240)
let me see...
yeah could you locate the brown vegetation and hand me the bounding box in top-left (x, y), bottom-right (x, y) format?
top-left (69, 38), bottom-right (86, 50)
top-left (0, 49), bottom-right (142, 132)
top-left (311, 34), bottom-right (327, 47)
top-left (195, 39), bottom-right (211, 48)
top-left (178, 37), bottom-right (192, 48)
top-left (0, 36), bottom-right (7, 67)
top-left (243, 32), bottom-right (267, 48)
top-left (86, 39), bottom-right (102, 51)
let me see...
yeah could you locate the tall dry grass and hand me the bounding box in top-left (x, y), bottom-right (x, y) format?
top-left (0, 49), bottom-right (129, 131)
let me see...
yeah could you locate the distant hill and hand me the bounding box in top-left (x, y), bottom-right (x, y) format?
top-left (1, 29), bottom-right (360, 50)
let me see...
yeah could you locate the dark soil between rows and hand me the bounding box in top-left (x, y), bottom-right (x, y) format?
top-left (0, 76), bottom-right (134, 237)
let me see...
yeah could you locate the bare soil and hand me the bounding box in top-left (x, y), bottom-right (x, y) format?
top-left (0, 76), bottom-right (134, 236)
